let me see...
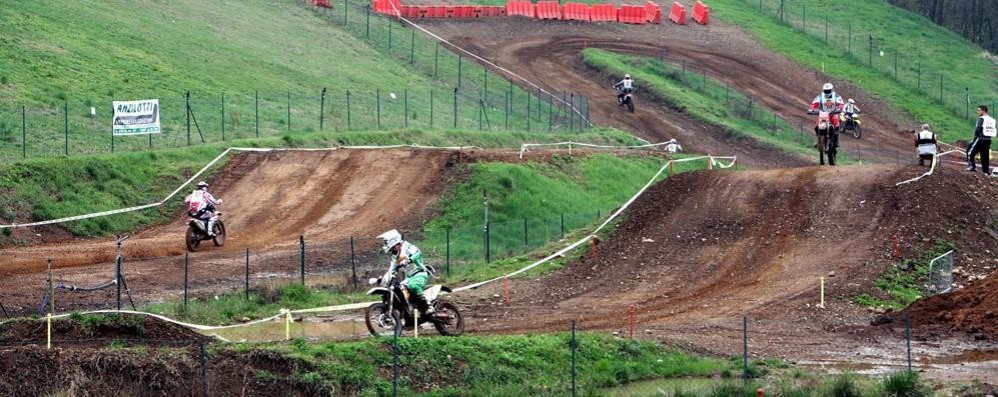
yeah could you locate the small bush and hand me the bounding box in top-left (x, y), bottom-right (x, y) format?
top-left (881, 371), bottom-right (928, 397)
top-left (830, 374), bottom-right (864, 397)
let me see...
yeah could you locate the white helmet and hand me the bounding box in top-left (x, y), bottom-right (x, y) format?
top-left (377, 229), bottom-right (403, 253)
top-left (196, 181), bottom-right (209, 190)
top-left (848, 98), bottom-right (855, 104)
top-left (822, 83), bottom-right (833, 94)
top-left (624, 74), bottom-right (631, 79)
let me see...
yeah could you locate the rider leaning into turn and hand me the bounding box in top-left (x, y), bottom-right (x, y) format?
top-left (184, 181), bottom-right (222, 236)
top-left (377, 229), bottom-right (437, 316)
top-left (613, 74), bottom-right (634, 105)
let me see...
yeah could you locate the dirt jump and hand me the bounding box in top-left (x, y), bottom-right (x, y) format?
top-left (461, 164), bottom-right (998, 381)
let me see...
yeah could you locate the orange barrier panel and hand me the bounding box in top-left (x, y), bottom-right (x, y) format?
top-left (644, 1), bottom-right (662, 24)
top-left (535, 1), bottom-right (561, 20)
top-left (563, 2), bottom-right (591, 21)
top-left (668, 1), bottom-right (686, 24)
top-left (619, 5), bottom-right (646, 24)
top-left (506, 0), bottom-right (534, 17)
top-left (311, 0), bottom-right (332, 8)
top-left (692, 0), bottom-right (710, 24)
top-left (429, 5), bottom-right (447, 17)
top-left (590, 4), bottom-right (617, 22)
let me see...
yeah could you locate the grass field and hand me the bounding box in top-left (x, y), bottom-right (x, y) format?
top-left (0, 128), bottom-right (642, 238)
top-left (711, 0), bottom-right (997, 141)
top-left (0, 0), bottom-right (588, 161)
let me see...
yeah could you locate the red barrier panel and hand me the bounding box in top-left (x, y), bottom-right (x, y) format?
top-left (644, 1), bottom-right (662, 24)
top-left (564, 2), bottom-right (591, 21)
top-left (668, 1), bottom-right (686, 24)
top-left (536, 1), bottom-right (562, 20)
top-left (311, 0), bottom-right (332, 9)
top-left (618, 5), bottom-right (646, 24)
top-left (429, 5), bottom-right (446, 17)
top-left (692, 0), bottom-right (710, 24)
top-left (506, 0), bottom-right (534, 17)
top-left (590, 4), bottom-right (617, 22)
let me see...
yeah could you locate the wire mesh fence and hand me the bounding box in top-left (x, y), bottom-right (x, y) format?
top-left (744, 0), bottom-right (998, 125)
top-left (924, 249), bottom-right (954, 296)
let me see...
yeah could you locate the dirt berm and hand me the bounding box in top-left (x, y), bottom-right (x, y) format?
top-left (467, 165), bottom-right (997, 364)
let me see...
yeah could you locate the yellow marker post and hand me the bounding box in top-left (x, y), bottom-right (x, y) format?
top-left (707, 156), bottom-right (713, 170)
top-left (414, 312), bottom-right (418, 339)
top-left (46, 313), bottom-right (52, 349)
top-left (284, 310), bottom-right (291, 341)
top-left (818, 277), bottom-right (825, 309)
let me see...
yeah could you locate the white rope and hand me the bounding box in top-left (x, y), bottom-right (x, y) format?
top-left (518, 139), bottom-right (673, 158)
top-left (0, 144), bottom-right (479, 229)
top-left (381, 1), bottom-right (594, 126)
top-left (894, 149), bottom-right (962, 185)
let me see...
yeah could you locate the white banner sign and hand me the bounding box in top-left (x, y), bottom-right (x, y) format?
top-left (112, 99), bottom-right (160, 135)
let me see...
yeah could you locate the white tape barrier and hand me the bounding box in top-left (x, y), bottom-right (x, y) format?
top-left (0, 144), bottom-right (483, 230)
top-left (518, 139), bottom-right (677, 159)
top-left (381, 1), bottom-right (593, 127)
top-left (894, 149), bottom-right (963, 186)
top-left (2, 153), bottom-right (734, 334)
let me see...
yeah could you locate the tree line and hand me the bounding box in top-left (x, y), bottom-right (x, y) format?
top-left (887, 0), bottom-right (997, 54)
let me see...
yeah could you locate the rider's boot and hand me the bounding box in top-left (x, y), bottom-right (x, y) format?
top-left (206, 218), bottom-right (216, 236)
top-left (414, 294), bottom-right (434, 316)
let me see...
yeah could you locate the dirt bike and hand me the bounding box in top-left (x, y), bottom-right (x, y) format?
top-left (808, 109), bottom-right (840, 166)
top-left (841, 112), bottom-right (862, 139)
top-left (185, 205), bottom-right (226, 252)
top-left (616, 87), bottom-right (634, 113)
top-left (364, 270), bottom-right (464, 337)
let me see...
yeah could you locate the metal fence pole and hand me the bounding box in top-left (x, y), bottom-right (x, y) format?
top-left (377, 89), bottom-right (382, 129)
top-left (434, 42), bottom-right (439, 78)
top-left (446, 228), bottom-right (451, 276)
top-left (560, 213), bottom-right (565, 238)
top-left (351, 236), bottom-right (357, 290)
top-left (287, 90), bottom-right (291, 131)
top-left (184, 253), bottom-right (189, 311)
top-left (430, 89), bottom-right (434, 128)
top-left (21, 105), bottom-right (26, 158)
top-left (366, 4), bottom-right (371, 37)
top-left (320, 87), bottom-right (326, 131)
top-left (245, 248), bottom-right (250, 300)
top-left (186, 91), bottom-right (192, 145)
top-left (404, 89), bottom-right (409, 129)
top-left (409, 28), bottom-right (415, 64)
top-left (905, 314), bottom-right (912, 371)
top-left (221, 93), bottom-right (226, 140)
top-left (743, 316), bottom-right (749, 385)
top-left (347, 90), bottom-right (352, 129)
top-left (453, 87), bottom-right (458, 128)
top-left (63, 101), bottom-right (68, 156)
top-left (299, 235), bottom-right (305, 285)
top-left (116, 256), bottom-right (122, 310)
top-left (458, 54), bottom-right (463, 87)
top-left (255, 90), bottom-right (259, 137)
top-left (523, 218), bottom-right (528, 247)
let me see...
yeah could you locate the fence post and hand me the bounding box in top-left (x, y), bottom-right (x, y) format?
top-left (320, 87), bottom-right (326, 131)
top-left (458, 54), bottom-right (463, 87)
top-left (453, 87), bottom-right (458, 128)
top-left (965, 88), bottom-right (970, 119)
top-left (570, 321), bottom-right (577, 397)
top-left (847, 22), bottom-right (852, 53)
top-left (376, 89), bottom-right (382, 129)
top-left (868, 34), bottom-right (874, 67)
top-left (523, 218), bottom-right (528, 247)
top-left (409, 28), bottom-right (415, 64)
top-left (446, 228), bottom-right (451, 276)
top-left (350, 236), bottom-right (357, 290)
top-left (116, 255), bottom-right (122, 310)
top-left (343, 0), bottom-right (348, 24)
top-left (186, 91), bottom-right (192, 145)
top-left (434, 42), bottom-right (439, 78)
top-left (388, 18), bottom-right (393, 52)
top-left (504, 92), bottom-right (509, 130)
top-left (478, 91), bottom-right (484, 130)
top-left (366, 4), bottom-right (370, 37)
top-left (404, 89), bottom-right (409, 129)
top-left (894, 50), bottom-right (898, 79)
top-left (184, 253), bottom-right (189, 311)
top-left (430, 89), bottom-right (434, 128)
top-left (63, 101), bottom-right (68, 156)
top-left (299, 235), bottom-right (305, 285)
top-left (255, 89), bottom-right (259, 137)
top-left (560, 213), bottom-right (565, 238)
top-left (483, 66), bottom-right (488, 102)
top-left (347, 90), bottom-right (352, 130)
top-left (905, 314), bottom-right (912, 371)
top-left (221, 93), bottom-right (226, 141)
top-left (245, 248), bottom-right (250, 300)
top-left (939, 74), bottom-right (943, 103)
top-left (287, 90), bottom-right (291, 131)
top-left (199, 338), bottom-right (208, 397)
top-left (743, 316), bottom-right (749, 385)
top-left (21, 105), bottom-right (26, 158)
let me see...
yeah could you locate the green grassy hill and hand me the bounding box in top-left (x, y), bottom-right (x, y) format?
top-left (0, 0), bottom-right (584, 160)
top-left (711, 0), bottom-right (997, 140)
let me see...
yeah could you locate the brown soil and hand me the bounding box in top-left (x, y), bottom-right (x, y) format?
top-left (420, 17), bottom-right (922, 166)
top-left (461, 164), bottom-right (998, 380)
top-left (0, 314), bottom-right (205, 348)
top-left (896, 273), bottom-right (998, 336)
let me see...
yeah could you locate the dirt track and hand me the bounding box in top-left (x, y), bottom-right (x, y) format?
top-left (423, 17), bottom-right (922, 166)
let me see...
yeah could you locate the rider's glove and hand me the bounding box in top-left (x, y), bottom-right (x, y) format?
top-left (368, 277), bottom-right (380, 286)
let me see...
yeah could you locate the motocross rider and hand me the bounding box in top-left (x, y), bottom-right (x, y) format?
top-left (843, 98), bottom-right (861, 116)
top-left (613, 74), bottom-right (634, 106)
top-left (810, 83), bottom-right (844, 130)
top-left (184, 181), bottom-right (222, 236)
top-left (377, 229), bottom-right (437, 316)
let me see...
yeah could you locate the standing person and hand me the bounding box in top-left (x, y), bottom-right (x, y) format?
top-left (914, 124), bottom-right (937, 166)
top-left (966, 105), bottom-right (995, 174)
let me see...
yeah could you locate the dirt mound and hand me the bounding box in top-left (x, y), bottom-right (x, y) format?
top-left (0, 346), bottom-right (322, 396)
top-left (0, 314), bottom-right (205, 348)
top-left (896, 273), bottom-right (998, 336)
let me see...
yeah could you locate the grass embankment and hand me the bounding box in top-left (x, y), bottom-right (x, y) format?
top-left (711, 0), bottom-right (997, 140)
top-left (0, 0), bottom-right (582, 160)
top-left (0, 128), bottom-right (641, 238)
top-left (853, 240), bottom-right (957, 310)
top-left (230, 333), bottom-right (731, 396)
top-left (582, 48), bottom-right (823, 161)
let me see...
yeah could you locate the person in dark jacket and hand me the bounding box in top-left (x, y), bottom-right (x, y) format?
top-left (966, 105), bottom-right (995, 174)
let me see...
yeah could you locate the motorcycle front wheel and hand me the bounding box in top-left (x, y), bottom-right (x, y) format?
top-left (431, 302), bottom-right (465, 336)
top-left (365, 302), bottom-right (401, 337)
top-left (626, 98), bottom-right (634, 113)
top-left (185, 226), bottom-right (202, 252)
top-left (851, 124), bottom-right (862, 139)
top-left (212, 221), bottom-right (226, 247)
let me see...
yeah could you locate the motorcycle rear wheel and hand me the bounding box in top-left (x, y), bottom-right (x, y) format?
top-left (365, 302), bottom-right (401, 337)
top-left (212, 221), bottom-right (226, 246)
top-left (185, 226), bottom-right (202, 252)
top-left (431, 302), bottom-right (464, 336)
